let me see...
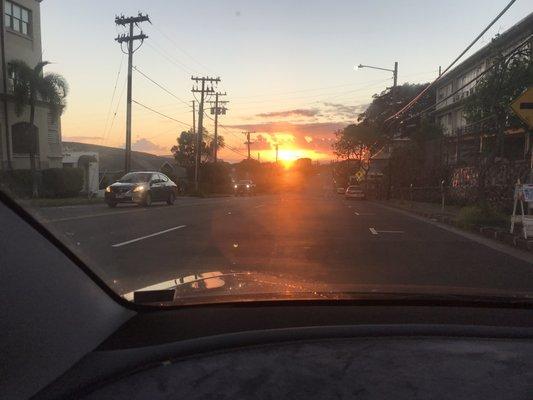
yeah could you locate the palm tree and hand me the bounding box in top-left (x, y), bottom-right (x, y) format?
top-left (9, 60), bottom-right (68, 197)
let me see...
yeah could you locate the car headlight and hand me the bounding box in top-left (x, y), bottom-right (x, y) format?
top-left (234, 185), bottom-right (238, 189)
top-left (105, 186), bottom-right (111, 193)
top-left (133, 185), bottom-right (146, 192)
top-left (246, 184), bottom-right (250, 188)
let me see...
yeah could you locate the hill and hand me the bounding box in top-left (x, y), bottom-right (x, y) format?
top-left (62, 142), bottom-right (174, 173)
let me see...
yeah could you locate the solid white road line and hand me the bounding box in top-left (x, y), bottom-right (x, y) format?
top-left (354, 211), bottom-right (360, 215)
top-left (111, 225), bottom-right (186, 248)
top-left (369, 227), bottom-right (378, 235)
top-left (254, 204), bottom-right (265, 208)
top-left (377, 230), bottom-right (404, 234)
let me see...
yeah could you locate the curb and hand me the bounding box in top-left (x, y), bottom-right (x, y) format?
top-left (384, 202), bottom-right (533, 254)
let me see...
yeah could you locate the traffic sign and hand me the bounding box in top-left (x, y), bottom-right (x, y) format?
top-left (510, 87), bottom-right (533, 129)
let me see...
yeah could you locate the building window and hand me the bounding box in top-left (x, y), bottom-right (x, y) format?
top-left (4, 1), bottom-right (31, 36)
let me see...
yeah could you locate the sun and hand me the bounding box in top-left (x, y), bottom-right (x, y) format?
top-left (278, 148), bottom-right (304, 168)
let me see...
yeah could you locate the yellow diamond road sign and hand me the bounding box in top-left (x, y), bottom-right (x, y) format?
top-left (511, 87), bottom-right (533, 129)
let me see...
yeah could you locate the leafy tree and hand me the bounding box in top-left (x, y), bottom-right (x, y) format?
top-left (463, 45), bottom-right (533, 157)
top-left (10, 60), bottom-right (68, 197)
top-left (358, 83), bottom-right (435, 137)
top-left (171, 129), bottom-right (225, 167)
top-left (333, 123), bottom-right (379, 178)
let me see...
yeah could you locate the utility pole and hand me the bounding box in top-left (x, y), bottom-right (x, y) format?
top-left (115, 13), bottom-right (150, 173)
top-left (192, 76), bottom-right (220, 190)
top-left (243, 131), bottom-right (255, 160)
top-left (208, 92), bottom-right (227, 163)
top-left (275, 144), bottom-right (279, 163)
top-left (258, 153), bottom-right (261, 163)
top-left (393, 61), bottom-right (398, 89)
top-left (192, 100), bottom-right (196, 134)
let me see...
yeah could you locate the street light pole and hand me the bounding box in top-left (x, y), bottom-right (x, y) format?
top-left (357, 62), bottom-right (398, 90)
top-left (356, 61), bottom-right (398, 201)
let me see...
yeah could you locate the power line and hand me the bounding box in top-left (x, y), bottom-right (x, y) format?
top-left (397, 34), bottom-right (533, 126)
top-left (385, 0), bottom-right (518, 123)
top-left (145, 41), bottom-right (194, 75)
top-left (133, 65), bottom-right (192, 107)
top-left (150, 24), bottom-right (214, 74)
top-left (102, 72), bottom-right (128, 145)
top-left (132, 99), bottom-right (191, 127)
top-left (101, 54), bottom-right (125, 144)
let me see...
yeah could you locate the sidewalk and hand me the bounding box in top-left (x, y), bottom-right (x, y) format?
top-left (380, 199), bottom-right (533, 253)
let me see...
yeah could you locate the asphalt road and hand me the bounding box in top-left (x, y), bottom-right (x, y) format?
top-left (35, 178), bottom-right (533, 296)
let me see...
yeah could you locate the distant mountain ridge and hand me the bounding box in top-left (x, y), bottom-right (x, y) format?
top-left (63, 142), bottom-right (174, 173)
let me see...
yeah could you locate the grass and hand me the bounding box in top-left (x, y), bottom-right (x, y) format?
top-left (23, 196), bottom-right (105, 208)
top-left (456, 205), bottom-right (508, 229)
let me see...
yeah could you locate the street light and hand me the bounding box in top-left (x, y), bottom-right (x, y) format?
top-left (356, 61), bottom-right (399, 202)
top-left (356, 62), bottom-right (398, 88)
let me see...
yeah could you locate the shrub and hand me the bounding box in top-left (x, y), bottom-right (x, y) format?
top-left (41, 168), bottom-right (84, 198)
top-left (0, 170), bottom-right (34, 197)
top-left (456, 204), bottom-right (507, 229)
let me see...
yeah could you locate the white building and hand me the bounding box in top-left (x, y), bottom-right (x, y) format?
top-left (0, 0), bottom-right (63, 171)
top-left (62, 151), bottom-right (99, 195)
top-left (435, 12), bottom-right (533, 164)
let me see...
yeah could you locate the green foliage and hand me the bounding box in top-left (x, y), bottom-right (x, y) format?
top-left (463, 48), bottom-right (532, 126)
top-left (358, 83), bottom-right (434, 136)
top-left (41, 168), bottom-right (84, 198)
top-left (199, 162), bottom-right (232, 194)
top-left (235, 159), bottom-right (283, 193)
top-left (171, 129), bottom-right (225, 168)
top-left (456, 204), bottom-right (507, 229)
top-left (0, 170), bottom-right (34, 197)
top-left (10, 60), bottom-right (68, 118)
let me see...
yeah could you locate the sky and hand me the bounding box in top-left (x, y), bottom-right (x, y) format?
top-left (40, 0), bottom-right (532, 163)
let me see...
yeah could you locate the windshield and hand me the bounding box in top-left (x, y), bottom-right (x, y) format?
top-left (1, 1), bottom-right (532, 307)
top-left (118, 172), bottom-right (153, 183)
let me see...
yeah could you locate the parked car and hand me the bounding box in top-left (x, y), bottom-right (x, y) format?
top-left (105, 171), bottom-right (177, 208)
top-left (345, 185), bottom-right (365, 200)
top-left (234, 179), bottom-right (255, 196)
top-left (336, 187), bottom-right (345, 194)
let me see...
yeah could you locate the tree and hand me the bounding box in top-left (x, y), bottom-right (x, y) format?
top-left (333, 123), bottom-right (379, 178)
top-left (10, 60), bottom-right (68, 197)
top-left (171, 129), bottom-right (226, 167)
top-left (463, 44), bottom-right (533, 157)
top-left (358, 83), bottom-right (435, 138)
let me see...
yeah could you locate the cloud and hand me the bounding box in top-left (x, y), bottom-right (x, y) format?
top-left (223, 121), bottom-right (346, 154)
top-left (322, 102), bottom-right (369, 119)
top-left (131, 138), bottom-right (166, 153)
top-left (256, 108), bottom-right (320, 118)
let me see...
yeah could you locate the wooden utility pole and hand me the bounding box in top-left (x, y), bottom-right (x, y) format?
top-left (243, 131), bottom-right (255, 160)
top-left (275, 144), bottom-right (279, 163)
top-left (115, 13), bottom-right (150, 173)
top-left (192, 100), bottom-right (196, 134)
top-left (192, 76), bottom-right (220, 190)
top-left (208, 92), bottom-right (227, 162)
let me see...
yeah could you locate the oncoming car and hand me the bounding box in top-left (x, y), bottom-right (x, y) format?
top-left (345, 185), bottom-right (365, 200)
top-left (234, 180), bottom-right (255, 196)
top-left (105, 172), bottom-right (177, 208)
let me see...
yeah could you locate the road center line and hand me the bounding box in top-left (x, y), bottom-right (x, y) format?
top-left (369, 227), bottom-right (378, 235)
top-left (111, 225), bottom-right (187, 248)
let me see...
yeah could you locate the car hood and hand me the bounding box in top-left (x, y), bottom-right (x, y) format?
top-left (122, 270), bottom-right (533, 306)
